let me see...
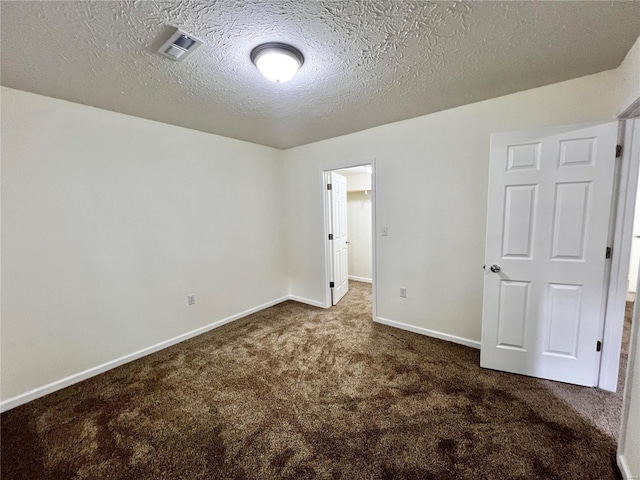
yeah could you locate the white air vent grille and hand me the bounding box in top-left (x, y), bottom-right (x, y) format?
top-left (158, 28), bottom-right (203, 61)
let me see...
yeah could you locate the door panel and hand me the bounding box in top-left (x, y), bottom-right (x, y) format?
top-left (481, 122), bottom-right (618, 386)
top-left (507, 143), bottom-right (540, 171)
top-left (497, 280), bottom-right (529, 350)
top-left (331, 172), bottom-right (349, 305)
top-left (502, 185), bottom-right (537, 258)
top-left (559, 138), bottom-right (595, 166)
top-left (551, 182), bottom-right (590, 259)
top-left (545, 283), bottom-right (582, 357)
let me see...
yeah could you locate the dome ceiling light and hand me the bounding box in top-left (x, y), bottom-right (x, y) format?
top-left (250, 43), bottom-right (304, 83)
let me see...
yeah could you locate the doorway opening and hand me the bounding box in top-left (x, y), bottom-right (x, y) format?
top-left (616, 141), bottom-right (640, 395)
top-left (600, 116), bottom-right (640, 395)
top-left (323, 162), bottom-right (376, 317)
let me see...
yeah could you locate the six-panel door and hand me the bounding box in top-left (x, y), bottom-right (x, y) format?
top-left (331, 172), bottom-right (349, 305)
top-left (481, 122), bottom-right (618, 386)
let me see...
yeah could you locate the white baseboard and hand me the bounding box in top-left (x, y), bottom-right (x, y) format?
top-left (0, 295), bottom-right (290, 413)
top-left (286, 295), bottom-right (327, 309)
top-left (618, 453), bottom-right (637, 480)
top-left (1, 298), bottom-right (479, 413)
top-left (349, 275), bottom-right (372, 283)
top-left (374, 316), bottom-right (481, 349)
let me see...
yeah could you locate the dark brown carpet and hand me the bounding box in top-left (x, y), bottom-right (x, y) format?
top-left (1, 282), bottom-right (624, 479)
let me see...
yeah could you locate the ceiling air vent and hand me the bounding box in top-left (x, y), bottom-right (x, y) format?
top-left (157, 28), bottom-right (203, 61)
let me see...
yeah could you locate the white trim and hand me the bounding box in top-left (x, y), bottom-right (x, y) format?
top-left (617, 454), bottom-right (636, 480)
top-left (287, 295), bottom-right (327, 309)
top-left (600, 118), bottom-right (640, 391)
top-left (618, 247), bottom-right (640, 475)
top-left (371, 161), bottom-right (378, 320)
top-left (0, 295), bottom-right (290, 413)
top-left (348, 275), bottom-right (372, 283)
top-left (620, 96), bottom-right (640, 119)
top-left (374, 316), bottom-right (481, 349)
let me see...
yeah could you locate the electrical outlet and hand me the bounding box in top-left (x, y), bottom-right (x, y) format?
top-left (382, 227), bottom-right (389, 236)
top-left (400, 287), bottom-right (407, 298)
top-left (188, 294), bottom-right (195, 305)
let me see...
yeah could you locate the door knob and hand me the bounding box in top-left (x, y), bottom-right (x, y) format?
top-left (490, 264), bottom-right (501, 273)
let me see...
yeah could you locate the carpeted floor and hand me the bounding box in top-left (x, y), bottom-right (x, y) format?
top-left (1, 281), bottom-right (628, 479)
top-left (538, 300), bottom-right (632, 441)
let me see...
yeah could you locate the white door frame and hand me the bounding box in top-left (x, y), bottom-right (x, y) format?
top-left (322, 158), bottom-right (377, 320)
top-left (617, 117), bottom-right (640, 478)
top-left (600, 116), bottom-right (640, 391)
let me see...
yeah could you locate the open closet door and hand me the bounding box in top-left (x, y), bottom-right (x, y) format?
top-left (330, 171), bottom-right (349, 305)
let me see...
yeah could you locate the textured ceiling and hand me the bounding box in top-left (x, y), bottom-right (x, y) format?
top-left (2, 1), bottom-right (640, 149)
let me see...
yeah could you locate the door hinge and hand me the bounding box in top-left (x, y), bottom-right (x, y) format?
top-left (606, 247), bottom-right (612, 259)
top-left (330, 281), bottom-right (335, 288)
top-left (616, 145), bottom-right (622, 158)
top-left (328, 233), bottom-right (334, 240)
top-left (596, 340), bottom-right (602, 352)
top-left (327, 183), bottom-right (332, 190)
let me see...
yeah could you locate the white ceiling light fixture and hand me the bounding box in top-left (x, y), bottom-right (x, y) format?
top-left (251, 43), bottom-right (304, 83)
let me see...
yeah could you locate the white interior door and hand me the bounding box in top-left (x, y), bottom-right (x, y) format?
top-left (481, 122), bottom-right (618, 386)
top-left (331, 171), bottom-right (349, 305)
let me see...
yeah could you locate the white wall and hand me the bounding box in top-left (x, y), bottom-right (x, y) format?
top-left (283, 69), bottom-right (618, 344)
top-left (346, 173), bottom-right (372, 192)
top-left (1, 87), bottom-right (287, 403)
top-left (616, 34), bottom-right (640, 117)
top-left (347, 191), bottom-right (372, 282)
